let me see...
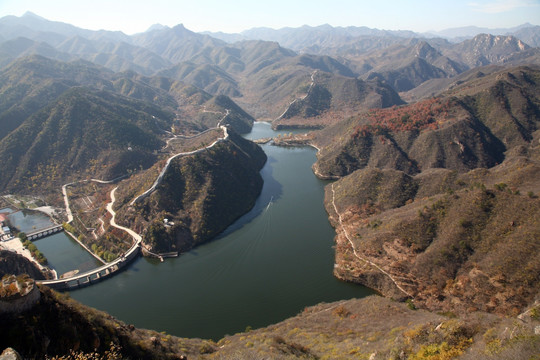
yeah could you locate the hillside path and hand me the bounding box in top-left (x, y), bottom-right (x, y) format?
top-left (107, 187), bottom-right (142, 243)
top-left (276, 70), bottom-right (317, 120)
top-left (330, 183), bottom-right (412, 298)
top-left (130, 125), bottom-right (229, 205)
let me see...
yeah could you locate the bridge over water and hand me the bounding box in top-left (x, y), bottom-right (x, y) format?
top-left (38, 240), bottom-right (140, 290)
top-left (27, 225), bottom-right (64, 241)
top-left (39, 186), bottom-right (142, 290)
top-left (39, 123), bottom-right (230, 290)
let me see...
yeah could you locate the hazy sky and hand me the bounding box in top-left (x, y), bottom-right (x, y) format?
top-left (1, 0), bottom-right (539, 34)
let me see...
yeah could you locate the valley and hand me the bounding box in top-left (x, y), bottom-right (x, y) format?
top-left (0, 12), bottom-right (539, 359)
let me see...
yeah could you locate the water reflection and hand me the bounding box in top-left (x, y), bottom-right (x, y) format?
top-left (214, 153), bottom-right (283, 239)
top-left (7, 209), bottom-right (55, 233)
top-left (67, 123), bottom-right (373, 340)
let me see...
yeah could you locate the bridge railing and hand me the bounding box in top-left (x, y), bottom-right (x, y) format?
top-left (26, 225), bottom-right (64, 240)
top-left (38, 241), bottom-right (141, 289)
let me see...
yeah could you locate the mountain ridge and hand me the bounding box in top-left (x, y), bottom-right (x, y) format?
top-left (308, 65), bottom-right (540, 318)
top-left (0, 12), bottom-right (539, 360)
top-left (1, 13), bottom-right (539, 118)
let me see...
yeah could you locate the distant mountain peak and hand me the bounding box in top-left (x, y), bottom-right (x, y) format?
top-left (318, 24), bottom-right (334, 30)
top-left (146, 23), bottom-right (169, 32)
top-left (22, 11), bottom-right (44, 19)
top-left (172, 23), bottom-right (191, 35)
top-left (429, 23), bottom-right (539, 40)
top-left (471, 33), bottom-right (529, 50)
top-left (413, 41), bottom-right (438, 58)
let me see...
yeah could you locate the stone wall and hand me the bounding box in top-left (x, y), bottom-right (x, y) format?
top-left (0, 281), bottom-right (40, 314)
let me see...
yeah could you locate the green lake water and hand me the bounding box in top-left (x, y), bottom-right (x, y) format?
top-left (7, 209), bottom-right (54, 233)
top-left (34, 232), bottom-right (102, 276)
top-left (36, 122), bottom-right (372, 340)
top-left (6, 207), bottom-right (102, 277)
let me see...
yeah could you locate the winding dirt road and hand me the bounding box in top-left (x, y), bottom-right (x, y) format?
top-left (107, 187), bottom-right (142, 243)
top-left (130, 125), bottom-right (229, 205)
top-left (330, 183), bottom-right (412, 298)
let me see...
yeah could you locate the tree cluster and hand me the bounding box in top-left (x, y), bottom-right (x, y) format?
top-left (352, 98), bottom-right (454, 138)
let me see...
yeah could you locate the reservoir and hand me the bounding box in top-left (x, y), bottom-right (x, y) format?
top-left (4, 208), bottom-right (102, 276)
top-left (44, 123), bottom-right (372, 340)
top-left (6, 208), bottom-right (55, 233)
top-left (34, 232), bottom-right (102, 276)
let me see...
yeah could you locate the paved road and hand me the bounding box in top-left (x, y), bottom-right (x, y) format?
top-left (130, 125), bottom-right (229, 205)
top-left (108, 187), bottom-right (142, 242)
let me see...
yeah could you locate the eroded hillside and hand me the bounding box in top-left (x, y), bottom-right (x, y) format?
top-left (313, 66), bottom-right (540, 178)
top-left (114, 131), bottom-right (266, 253)
top-left (313, 66), bottom-right (540, 316)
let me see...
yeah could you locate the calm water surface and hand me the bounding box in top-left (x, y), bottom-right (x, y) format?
top-left (6, 206), bottom-right (102, 277)
top-left (7, 209), bottom-right (54, 233)
top-left (43, 123), bottom-right (372, 340)
top-left (35, 233), bottom-right (102, 276)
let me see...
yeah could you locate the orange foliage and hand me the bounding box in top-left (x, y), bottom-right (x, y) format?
top-left (352, 98), bottom-right (454, 139)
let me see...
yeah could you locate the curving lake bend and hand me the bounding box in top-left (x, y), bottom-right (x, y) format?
top-left (41, 122), bottom-right (372, 340)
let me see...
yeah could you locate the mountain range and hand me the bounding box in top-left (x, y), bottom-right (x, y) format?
top-left (0, 54), bottom-right (257, 192)
top-left (1, 13), bottom-right (539, 122)
top-left (0, 12), bottom-right (539, 360)
top-left (313, 66), bottom-right (540, 307)
top-left (205, 22), bottom-right (540, 46)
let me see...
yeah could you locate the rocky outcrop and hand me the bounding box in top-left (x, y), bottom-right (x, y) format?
top-left (0, 275), bottom-right (40, 314)
top-left (0, 348), bottom-right (23, 360)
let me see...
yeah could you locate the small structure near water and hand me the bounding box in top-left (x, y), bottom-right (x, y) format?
top-left (0, 213), bottom-right (12, 241)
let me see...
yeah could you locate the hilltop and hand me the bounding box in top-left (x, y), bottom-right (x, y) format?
top-left (0, 287), bottom-right (538, 359)
top-left (2, 14), bottom-right (538, 124)
top-left (310, 65), bottom-right (540, 316)
top-left (313, 65), bottom-right (540, 178)
top-left (0, 85), bottom-right (169, 193)
top-left (273, 71), bottom-right (403, 129)
top-left (0, 13), bottom-right (539, 360)
top-left (114, 131), bottom-right (266, 254)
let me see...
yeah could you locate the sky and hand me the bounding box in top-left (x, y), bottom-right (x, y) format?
top-left (0, 0), bottom-right (539, 34)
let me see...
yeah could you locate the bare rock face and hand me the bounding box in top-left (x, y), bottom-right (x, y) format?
top-left (0, 348), bottom-right (23, 360)
top-left (0, 275), bottom-right (41, 314)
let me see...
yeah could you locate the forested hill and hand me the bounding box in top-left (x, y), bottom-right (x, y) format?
top-left (312, 65), bottom-right (540, 317)
top-left (313, 65), bottom-right (540, 178)
top-left (113, 130), bottom-right (267, 254)
top-left (0, 86), bottom-right (171, 193)
top-left (0, 55), bottom-right (260, 194)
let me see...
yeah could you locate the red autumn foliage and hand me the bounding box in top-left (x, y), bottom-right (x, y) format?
top-left (352, 98), bottom-right (454, 139)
